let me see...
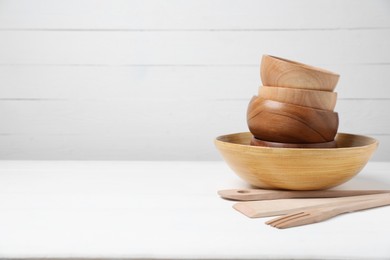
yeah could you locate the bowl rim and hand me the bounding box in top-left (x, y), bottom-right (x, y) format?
top-left (259, 85), bottom-right (338, 96)
top-left (215, 132), bottom-right (378, 151)
top-left (249, 96), bottom-right (339, 115)
top-left (263, 54), bottom-right (340, 77)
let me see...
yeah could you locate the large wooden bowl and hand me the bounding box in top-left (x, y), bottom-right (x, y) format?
top-left (247, 97), bottom-right (339, 143)
top-left (215, 132), bottom-right (378, 190)
top-left (260, 55), bottom-right (340, 91)
top-left (259, 86), bottom-right (337, 111)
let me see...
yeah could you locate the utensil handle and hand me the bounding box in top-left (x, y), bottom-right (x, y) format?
top-left (218, 189), bottom-right (290, 200)
top-left (328, 193), bottom-right (390, 216)
top-left (218, 188), bottom-right (390, 201)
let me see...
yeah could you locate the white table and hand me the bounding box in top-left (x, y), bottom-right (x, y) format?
top-left (0, 161), bottom-right (390, 259)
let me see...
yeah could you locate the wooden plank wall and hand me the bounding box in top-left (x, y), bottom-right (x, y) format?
top-left (0, 0), bottom-right (389, 160)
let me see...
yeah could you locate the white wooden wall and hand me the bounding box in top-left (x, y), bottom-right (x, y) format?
top-left (0, 0), bottom-right (389, 161)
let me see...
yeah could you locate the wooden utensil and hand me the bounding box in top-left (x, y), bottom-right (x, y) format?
top-left (260, 55), bottom-right (340, 91)
top-left (247, 97), bottom-right (339, 143)
top-left (266, 193), bottom-right (390, 229)
top-left (233, 194), bottom-right (390, 218)
top-left (258, 86), bottom-right (337, 111)
top-left (218, 188), bottom-right (390, 201)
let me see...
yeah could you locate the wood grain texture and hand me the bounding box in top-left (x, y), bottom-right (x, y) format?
top-left (260, 55), bottom-right (340, 91)
top-left (258, 86), bottom-right (337, 111)
top-left (234, 195), bottom-right (388, 218)
top-left (218, 188), bottom-right (390, 201)
top-left (247, 97), bottom-right (339, 143)
top-left (215, 132), bottom-right (378, 190)
top-left (266, 193), bottom-right (390, 228)
top-left (250, 136), bottom-right (337, 148)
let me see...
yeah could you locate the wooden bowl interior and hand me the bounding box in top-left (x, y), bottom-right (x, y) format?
top-left (266, 55), bottom-right (339, 76)
top-left (250, 136), bottom-right (337, 148)
top-left (218, 132), bottom-right (377, 148)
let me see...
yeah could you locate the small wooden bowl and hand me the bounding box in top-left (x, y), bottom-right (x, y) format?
top-left (250, 136), bottom-right (337, 148)
top-left (259, 86), bottom-right (337, 111)
top-left (260, 55), bottom-right (340, 91)
top-left (215, 132), bottom-right (378, 190)
top-left (247, 97), bottom-right (339, 143)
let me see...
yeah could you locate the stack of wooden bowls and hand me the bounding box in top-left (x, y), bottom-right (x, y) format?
top-left (247, 55), bottom-right (340, 148)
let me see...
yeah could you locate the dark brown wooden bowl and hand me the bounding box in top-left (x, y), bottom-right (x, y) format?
top-left (247, 97), bottom-right (339, 143)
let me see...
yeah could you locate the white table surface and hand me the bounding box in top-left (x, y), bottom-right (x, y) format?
top-left (0, 160), bottom-right (390, 260)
